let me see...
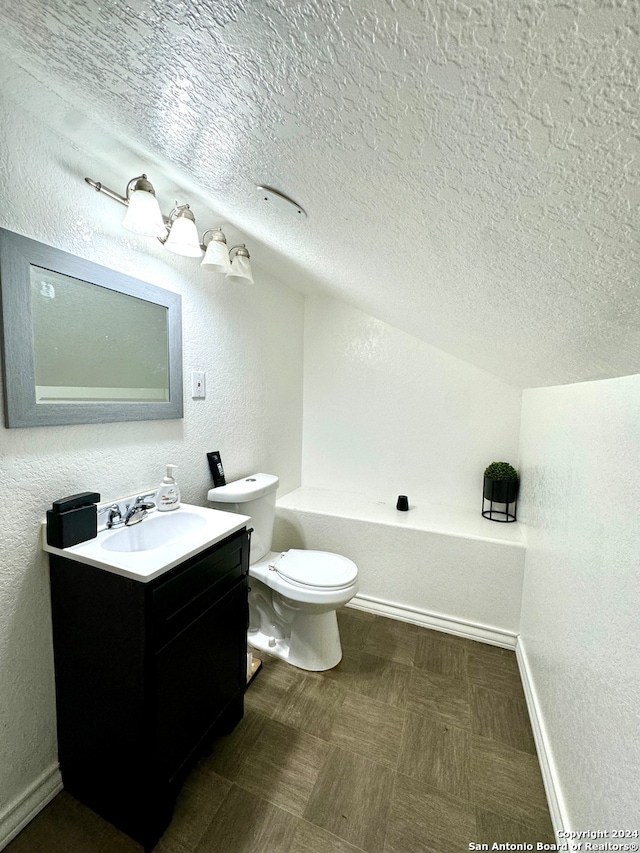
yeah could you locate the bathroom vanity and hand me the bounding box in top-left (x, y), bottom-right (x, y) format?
top-left (46, 511), bottom-right (250, 851)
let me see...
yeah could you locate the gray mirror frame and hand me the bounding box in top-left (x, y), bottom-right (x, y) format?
top-left (0, 228), bottom-right (183, 428)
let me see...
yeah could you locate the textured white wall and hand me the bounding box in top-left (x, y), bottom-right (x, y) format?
top-left (518, 375), bottom-right (640, 828)
top-left (302, 297), bottom-right (522, 510)
top-left (0, 94), bottom-right (304, 827)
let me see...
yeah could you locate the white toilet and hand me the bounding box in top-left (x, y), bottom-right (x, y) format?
top-left (208, 473), bottom-right (358, 671)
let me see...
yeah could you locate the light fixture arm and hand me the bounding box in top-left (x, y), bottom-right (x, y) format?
top-left (167, 203), bottom-right (195, 225)
top-left (159, 202), bottom-right (194, 244)
top-left (85, 177), bottom-right (129, 207)
top-left (85, 174), bottom-right (155, 209)
top-left (125, 174), bottom-right (155, 200)
top-left (200, 227), bottom-right (227, 252)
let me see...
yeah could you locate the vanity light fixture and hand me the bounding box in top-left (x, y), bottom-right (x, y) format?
top-left (162, 204), bottom-right (202, 258)
top-left (85, 172), bottom-right (253, 279)
top-left (85, 174), bottom-right (165, 238)
top-left (201, 228), bottom-right (231, 273)
top-left (227, 244), bottom-right (254, 284)
top-left (201, 229), bottom-right (253, 283)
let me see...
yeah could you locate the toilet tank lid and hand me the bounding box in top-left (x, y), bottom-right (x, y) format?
top-left (207, 473), bottom-right (279, 503)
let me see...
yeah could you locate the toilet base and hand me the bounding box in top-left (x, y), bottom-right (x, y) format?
top-left (248, 609), bottom-right (343, 671)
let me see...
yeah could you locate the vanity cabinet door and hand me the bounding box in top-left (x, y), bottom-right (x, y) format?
top-left (49, 527), bottom-right (249, 851)
top-left (153, 576), bottom-right (248, 782)
top-left (151, 532), bottom-right (246, 648)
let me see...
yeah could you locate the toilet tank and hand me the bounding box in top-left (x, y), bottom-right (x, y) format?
top-left (207, 473), bottom-right (279, 563)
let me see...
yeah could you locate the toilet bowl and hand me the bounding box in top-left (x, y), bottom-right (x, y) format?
top-left (208, 474), bottom-right (358, 671)
top-left (247, 549), bottom-right (358, 670)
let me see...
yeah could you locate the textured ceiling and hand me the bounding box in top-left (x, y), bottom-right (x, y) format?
top-left (0, 0), bottom-right (639, 388)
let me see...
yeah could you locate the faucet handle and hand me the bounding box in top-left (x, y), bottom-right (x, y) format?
top-left (135, 492), bottom-right (157, 506)
top-left (99, 503), bottom-right (117, 514)
top-left (98, 503), bottom-right (123, 528)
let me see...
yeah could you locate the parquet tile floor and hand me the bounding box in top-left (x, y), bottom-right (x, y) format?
top-left (6, 609), bottom-right (555, 852)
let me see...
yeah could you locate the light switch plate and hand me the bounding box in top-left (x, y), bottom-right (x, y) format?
top-left (191, 371), bottom-right (206, 398)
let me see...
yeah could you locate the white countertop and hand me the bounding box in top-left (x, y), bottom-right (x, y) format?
top-left (42, 503), bottom-right (251, 582)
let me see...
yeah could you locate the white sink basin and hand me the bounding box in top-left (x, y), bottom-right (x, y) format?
top-left (101, 511), bottom-right (208, 553)
top-left (42, 503), bottom-right (251, 582)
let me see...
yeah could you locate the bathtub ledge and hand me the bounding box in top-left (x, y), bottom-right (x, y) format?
top-left (277, 488), bottom-right (524, 549)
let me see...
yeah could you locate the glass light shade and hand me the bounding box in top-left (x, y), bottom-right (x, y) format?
top-left (201, 238), bottom-right (231, 273)
top-left (164, 215), bottom-right (203, 257)
top-left (226, 254), bottom-right (254, 284)
top-left (122, 189), bottom-right (165, 237)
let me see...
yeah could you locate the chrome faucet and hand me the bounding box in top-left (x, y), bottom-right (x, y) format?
top-left (99, 504), bottom-right (122, 529)
top-left (124, 493), bottom-right (156, 527)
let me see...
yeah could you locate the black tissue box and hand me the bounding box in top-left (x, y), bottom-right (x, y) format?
top-left (46, 492), bottom-right (100, 549)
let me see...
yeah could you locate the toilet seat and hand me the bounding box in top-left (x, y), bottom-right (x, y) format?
top-left (269, 549), bottom-right (358, 590)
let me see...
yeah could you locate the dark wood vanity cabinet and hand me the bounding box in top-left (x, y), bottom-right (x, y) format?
top-left (48, 528), bottom-right (250, 851)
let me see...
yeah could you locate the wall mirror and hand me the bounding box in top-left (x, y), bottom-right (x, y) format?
top-left (0, 228), bottom-right (183, 428)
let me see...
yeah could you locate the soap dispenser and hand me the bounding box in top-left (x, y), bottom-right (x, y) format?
top-left (156, 464), bottom-right (180, 512)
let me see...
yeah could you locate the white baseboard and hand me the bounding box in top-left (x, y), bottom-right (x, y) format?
top-left (348, 593), bottom-right (518, 649)
top-left (0, 764), bottom-right (62, 851)
top-left (515, 638), bottom-right (568, 841)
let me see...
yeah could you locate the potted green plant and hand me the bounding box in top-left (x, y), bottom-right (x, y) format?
top-left (483, 461), bottom-right (519, 505)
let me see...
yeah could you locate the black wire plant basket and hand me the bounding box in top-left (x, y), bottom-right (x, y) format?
top-left (482, 462), bottom-right (519, 523)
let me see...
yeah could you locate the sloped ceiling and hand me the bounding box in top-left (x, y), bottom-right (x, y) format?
top-left (0, 0), bottom-right (638, 389)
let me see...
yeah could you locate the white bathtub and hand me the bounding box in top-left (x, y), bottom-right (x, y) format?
top-left (274, 488), bottom-right (525, 648)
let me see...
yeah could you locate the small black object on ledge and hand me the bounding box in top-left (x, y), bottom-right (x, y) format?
top-left (46, 491), bottom-right (101, 548)
top-left (396, 495), bottom-right (409, 512)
